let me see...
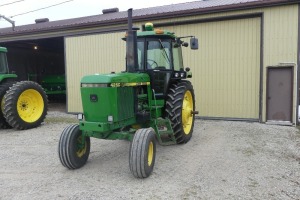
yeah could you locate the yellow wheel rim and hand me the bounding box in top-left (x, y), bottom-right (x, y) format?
top-left (1, 97), bottom-right (5, 113)
top-left (76, 135), bottom-right (87, 158)
top-left (17, 89), bottom-right (44, 123)
top-left (148, 141), bottom-right (154, 166)
top-left (182, 90), bottom-right (194, 135)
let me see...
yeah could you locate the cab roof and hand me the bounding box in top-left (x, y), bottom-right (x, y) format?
top-left (137, 29), bottom-right (176, 39)
top-left (0, 47), bottom-right (7, 53)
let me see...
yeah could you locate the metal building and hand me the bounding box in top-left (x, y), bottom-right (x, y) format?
top-left (0, 0), bottom-right (299, 125)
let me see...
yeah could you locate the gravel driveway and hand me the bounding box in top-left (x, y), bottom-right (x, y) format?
top-left (0, 107), bottom-right (299, 200)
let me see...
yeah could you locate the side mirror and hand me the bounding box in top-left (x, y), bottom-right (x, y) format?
top-left (190, 37), bottom-right (198, 50)
top-left (173, 43), bottom-right (180, 48)
top-left (182, 42), bottom-right (188, 47)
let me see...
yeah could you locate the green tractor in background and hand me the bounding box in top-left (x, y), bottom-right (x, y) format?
top-left (0, 46), bottom-right (48, 130)
top-left (28, 73), bottom-right (66, 101)
top-left (58, 9), bottom-right (199, 178)
top-left (41, 75), bottom-right (66, 101)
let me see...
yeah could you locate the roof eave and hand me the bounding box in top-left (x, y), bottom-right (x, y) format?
top-left (1, 0), bottom-right (299, 38)
top-left (137, 0), bottom-right (300, 21)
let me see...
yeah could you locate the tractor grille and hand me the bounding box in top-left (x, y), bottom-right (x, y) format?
top-left (117, 87), bottom-right (134, 121)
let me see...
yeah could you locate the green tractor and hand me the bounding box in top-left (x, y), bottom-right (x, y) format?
top-left (41, 74), bottom-right (66, 101)
top-left (58, 9), bottom-right (198, 178)
top-left (0, 46), bottom-right (48, 130)
top-left (41, 75), bottom-right (66, 96)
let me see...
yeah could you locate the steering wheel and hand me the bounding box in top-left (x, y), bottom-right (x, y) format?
top-left (147, 59), bottom-right (158, 69)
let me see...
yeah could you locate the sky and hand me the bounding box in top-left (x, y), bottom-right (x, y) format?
top-left (0, 0), bottom-right (196, 28)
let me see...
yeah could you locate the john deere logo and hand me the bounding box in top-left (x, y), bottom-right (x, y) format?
top-left (90, 94), bottom-right (98, 102)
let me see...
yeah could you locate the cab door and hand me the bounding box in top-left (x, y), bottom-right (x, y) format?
top-left (145, 39), bottom-right (173, 99)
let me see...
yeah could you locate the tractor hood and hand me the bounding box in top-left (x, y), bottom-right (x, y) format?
top-left (80, 72), bottom-right (150, 126)
top-left (81, 72), bottom-right (150, 86)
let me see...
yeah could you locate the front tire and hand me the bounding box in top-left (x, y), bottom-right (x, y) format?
top-left (3, 81), bottom-right (48, 130)
top-left (129, 128), bottom-right (156, 178)
top-left (165, 81), bottom-right (195, 144)
top-left (58, 124), bottom-right (90, 169)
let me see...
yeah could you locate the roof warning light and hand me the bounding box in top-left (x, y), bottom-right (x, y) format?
top-left (145, 22), bottom-right (154, 31)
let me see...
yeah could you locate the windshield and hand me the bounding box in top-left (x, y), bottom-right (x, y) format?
top-left (146, 40), bottom-right (171, 70)
top-left (0, 52), bottom-right (8, 74)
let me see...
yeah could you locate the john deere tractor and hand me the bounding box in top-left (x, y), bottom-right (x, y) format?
top-left (0, 46), bottom-right (48, 130)
top-left (58, 9), bottom-right (198, 178)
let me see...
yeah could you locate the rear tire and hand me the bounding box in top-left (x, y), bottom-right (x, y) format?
top-left (129, 128), bottom-right (156, 178)
top-left (165, 81), bottom-right (195, 144)
top-left (0, 81), bottom-right (14, 129)
top-left (58, 124), bottom-right (90, 169)
top-left (3, 81), bottom-right (48, 130)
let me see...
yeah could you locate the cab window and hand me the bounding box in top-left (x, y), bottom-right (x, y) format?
top-left (146, 40), bottom-right (171, 70)
top-left (0, 52), bottom-right (8, 74)
top-left (172, 42), bottom-right (183, 71)
top-left (137, 41), bottom-right (145, 70)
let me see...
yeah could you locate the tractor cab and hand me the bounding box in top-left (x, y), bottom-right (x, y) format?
top-left (0, 47), bottom-right (9, 74)
top-left (134, 23), bottom-right (198, 99)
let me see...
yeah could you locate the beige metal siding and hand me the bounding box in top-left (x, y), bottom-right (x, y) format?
top-left (262, 5), bottom-right (298, 123)
top-left (65, 32), bottom-right (126, 112)
top-left (149, 4), bottom-right (298, 122)
top-left (159, 18), bottom-right (261, 119)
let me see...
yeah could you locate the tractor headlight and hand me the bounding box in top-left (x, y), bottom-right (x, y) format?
top-left (180, 73), bottom-right (185, 78)
top-left (77, 113), bottom-right (84, 120)
top-left (108, 115), bottom-right (113, 122)
top-left (175, 73), bottom-right (179, 78)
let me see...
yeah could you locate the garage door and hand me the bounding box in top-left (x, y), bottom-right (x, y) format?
top-left (160, 17), bottom-right (261, 120)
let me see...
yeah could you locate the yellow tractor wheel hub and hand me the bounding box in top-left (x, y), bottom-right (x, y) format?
top-left (1, 97), bottom-right (5, 113)
top-left (148, 141), bottom-right (154, 166)
top-left (17, 89), bottom-right (44, 123)
top-left (76, 135), bottom-right (87, 158)
top-left (182, 90), bottom-right (194, 135)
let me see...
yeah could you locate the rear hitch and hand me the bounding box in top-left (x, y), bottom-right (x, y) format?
top-left (191, 111), bottom-right (199, 115)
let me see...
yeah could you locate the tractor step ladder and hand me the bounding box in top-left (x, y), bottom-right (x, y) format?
top-left (154, 118), bottom-right (177, 145)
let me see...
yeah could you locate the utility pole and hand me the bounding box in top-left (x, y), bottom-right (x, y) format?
top-left (0, 15), bottom-right (15, 30)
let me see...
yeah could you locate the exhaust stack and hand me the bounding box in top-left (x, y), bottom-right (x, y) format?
top-left (126, 8), bottom-right (138, 73)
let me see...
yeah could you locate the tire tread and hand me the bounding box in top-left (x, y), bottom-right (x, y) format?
top-left (58, 124), bottom-right (90, 169)
top-left (165, 81), bottom-right (195, 144)
top-left (3, 81), bottom-right (48, 130)
top-left (129, 128), bottom-right (156, 178)
top-left (0, 80), bottom-right (15, 129)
